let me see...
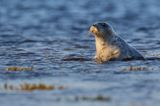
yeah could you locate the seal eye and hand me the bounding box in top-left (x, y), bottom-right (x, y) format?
top-left (101, 23), bottom-right (106, 27)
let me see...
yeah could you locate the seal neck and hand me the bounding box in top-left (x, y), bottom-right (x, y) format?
top-left (95, 36), bottom-right (109, 55)
top-left (95, 32), bottom-right (117, 54)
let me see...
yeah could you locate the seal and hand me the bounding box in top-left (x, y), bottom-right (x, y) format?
top-left (89, 22), bottom-right (144, 63)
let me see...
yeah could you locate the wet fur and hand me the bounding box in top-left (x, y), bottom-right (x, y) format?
top-left (90, 23), bottom-right (144, 63)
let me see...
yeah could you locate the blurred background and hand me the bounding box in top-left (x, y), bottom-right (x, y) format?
top-left (0, 0), bottom-right (160, 106)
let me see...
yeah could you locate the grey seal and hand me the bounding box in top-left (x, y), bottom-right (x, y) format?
top-left (89, 22), bottom-right (144, 63)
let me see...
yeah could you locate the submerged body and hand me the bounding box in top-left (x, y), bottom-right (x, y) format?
top-left (89, 22), bottom-right (144, 63)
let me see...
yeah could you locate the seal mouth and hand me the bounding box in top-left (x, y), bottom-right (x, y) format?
top-left (89, 25), bottom-right (99, 35)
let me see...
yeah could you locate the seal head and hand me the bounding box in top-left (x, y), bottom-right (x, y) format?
top-left (89, 22), bottom-right (144, 63)
top-left (90, 23), bottom-right (115, 38)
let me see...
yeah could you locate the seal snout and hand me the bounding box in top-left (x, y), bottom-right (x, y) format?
top-left (92, 24), bottom-right (100, 30)
top-left (89, 24), bottom-right (99, 35)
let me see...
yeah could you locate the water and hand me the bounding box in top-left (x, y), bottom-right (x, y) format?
top-left (0, 0), bottom-right (160, 106)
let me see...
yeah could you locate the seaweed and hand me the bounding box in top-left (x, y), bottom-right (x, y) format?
top-left (123, 66), bottom-right (147, 71)
top-left (2, 83), bottom-right (65, 91)
top-left (6, 66), bottom-right (33, 71)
